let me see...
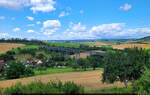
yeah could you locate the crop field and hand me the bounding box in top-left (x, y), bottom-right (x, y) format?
top-left (0, 71), bottom-right (125, 91)
top-left (0, 43), bottom-right (24, 54)
top-left (80, 41), bottom-right (109, 47)
top-left (112, 43), bottom-right (150, 50)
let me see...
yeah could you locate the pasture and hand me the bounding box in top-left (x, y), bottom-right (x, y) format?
top-left (0, 43), bottom-right (24, 54)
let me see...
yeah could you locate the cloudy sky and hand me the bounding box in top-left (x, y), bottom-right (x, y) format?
top-left (0, 0), bottom-right (150, 40)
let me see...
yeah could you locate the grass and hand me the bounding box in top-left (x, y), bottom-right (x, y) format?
top-left (34, 67), bottom-right (103, 76)
top-left (11, 45), bottom-right (39, 54)
top-left (46, 42), bottom-right (80, 49)
top-left (86, 87), bottom-right (133, 94)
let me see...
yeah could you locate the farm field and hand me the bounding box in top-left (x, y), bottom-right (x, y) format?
top-left (80, 41), bottom-right (111, 47)
top-left (0, 70), bottom-right (125, 91)
top-left (112, 43), bottom-right (150, 50)
top-left (70, 50), bottom-right (106, 59)
top-left (0, 43), bottom-right (24, 54)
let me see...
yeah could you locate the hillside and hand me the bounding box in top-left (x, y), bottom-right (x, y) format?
top-left (136, 36), bottom-right (150, 43)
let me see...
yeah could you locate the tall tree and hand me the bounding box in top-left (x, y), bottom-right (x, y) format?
top-left (102, 48), bottom-right (150, 88)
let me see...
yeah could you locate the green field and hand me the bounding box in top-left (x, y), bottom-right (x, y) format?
top-left (34, 67), bottom-right (103, 76)
top-left (46, 42), bottom-right (80, 48)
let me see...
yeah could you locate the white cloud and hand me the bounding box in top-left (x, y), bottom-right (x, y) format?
top-left (0, 16), bottom-right (5, 20)
top-left (27, 30), bottom-right (34, 33)
top-left (36, 21), bottom-right (41, 24)
top-left (120, 3), bottom-right (132, 11)
top-left (42, 20), bottom-right (61, 35)
top-left (68, 22), bottom-right (86, 32)
top-left (59, 11), bottom-right (69, 18)
top-left (13, 28), bottom-right (21, 32)
top-left (43, 20), bottom-right (61, 28)
top-left (0, 0), bottom-right (56, 13)
top-left (80, 10), bottom-right (84, 14)
top-left (0, 33), bottom-right (10, 38)
top-left (45, 22), bottom-right (150, 40)
top-left (30, 0), bottom-right (56, 13)
top-left (27, 24), bottom-right (35, 27)
top-left (26, 16), bottom-right (34, 21)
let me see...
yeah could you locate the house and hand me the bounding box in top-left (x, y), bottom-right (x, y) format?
top-left (0, 60), bottom-right (4, 63)
top-left (37, 60), bottom-right (43, 64)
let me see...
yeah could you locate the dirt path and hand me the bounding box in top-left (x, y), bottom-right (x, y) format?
top-left (0, 71), bottom-right (124, 91)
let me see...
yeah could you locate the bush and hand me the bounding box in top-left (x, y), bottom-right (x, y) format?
top-left (132, 67), bottom-right (150, 94)
top-left (3, 81), bottom-right (84, 94)
top-left (72, 63), bottom-right (79, 71)
top-left (6, 62), bottom-right (34, 79)
top-left (6, 62), bottom-right (25, 79)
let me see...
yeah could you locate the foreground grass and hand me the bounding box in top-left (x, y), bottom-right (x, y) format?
top-left (86, 87), bottom-right (133, 94)
top-left (34, 68), bottom-right (103, 76)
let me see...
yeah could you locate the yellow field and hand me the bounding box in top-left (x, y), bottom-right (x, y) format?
top-left (0, 43), bottom-right (24, 54)
top-left (112, 43), bottom-right (150, 50)
top-left (0, 71), bottom-right (125, 91)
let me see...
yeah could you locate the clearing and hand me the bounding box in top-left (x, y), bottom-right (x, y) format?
top-left (0, 71), bottom-right (124, 91)
top-left (0, 43), bottom-right (24, 54)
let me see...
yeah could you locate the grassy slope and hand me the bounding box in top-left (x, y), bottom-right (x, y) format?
top-left (86, 87), bottom-right (133, 94)
top-left (34, 68), bottom-right (103, 76)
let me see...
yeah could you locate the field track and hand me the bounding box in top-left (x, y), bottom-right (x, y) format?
top-left (0, 71), bottom-right (124, 91)
top-left (0, 43), bottom-right (24, 53)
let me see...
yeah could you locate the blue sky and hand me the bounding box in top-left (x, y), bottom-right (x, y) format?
top-left (0, 0), bottom-right (150, 40)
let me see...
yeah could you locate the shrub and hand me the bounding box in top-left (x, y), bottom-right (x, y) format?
top-left (6, 62), bottom-right (25, 79)
top-left (6, 62), bottom-right (34, 79)
top-left (132, 67), bottom-right (150, 94)
top-left (72, 63), bottom-right (79, 71)
top-left (3, 80), bottom-right (84, 94)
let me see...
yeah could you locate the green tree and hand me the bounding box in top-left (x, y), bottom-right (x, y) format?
top-left (6, 62), bottom-right (34, 79)
top-left (132, 67), bottom-right (150, 94)
top-left (102, 48), bottom-right (150, 88)
top-left (6, 62), bottom-right (25, 79)
top-left (36, 53), bottom-right (45, 60)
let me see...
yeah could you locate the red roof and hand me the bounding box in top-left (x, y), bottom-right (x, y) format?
top-left (0, 60), bottom-right (4, 63)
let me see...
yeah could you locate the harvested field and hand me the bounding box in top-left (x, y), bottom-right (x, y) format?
top-left (70, 52), bottom-right (90, 59)
top-left (112, 43), bottom-right (150, 50)
top-left (81, 41), bottom-right (108, 47)
top-left (0, 71), bottom-right (125, 91)
top-left (0, 43), bottom-right (24, 54)
top-left (70, 50), bottom-right (105, 59)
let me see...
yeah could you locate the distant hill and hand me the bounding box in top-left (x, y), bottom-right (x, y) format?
top-left (136, 36), bottom-right (150, 43)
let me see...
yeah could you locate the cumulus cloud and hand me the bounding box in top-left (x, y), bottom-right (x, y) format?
top-left (13, 28), bottom-right (21, 32)
top-left (0, 33), bottom-right (10, 38)
top-left (27, 30), bottom-right (34, 33)
top-left (59, 11), bottom-right (69, 18)
top-left (42, 20), bottom-right (61, 35)
top-left (0, 16), bottom-right (5, 20)
top-left (120, 3), bottom-right (132, 11)
top-left (36, 21), bottom-right (41, 24)
top-left (0, 0), bottom-right (56, 13)
top-left (45, 22), bottom-right (150, 40)
top-left (26, 16), bottom-right (34, 21)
